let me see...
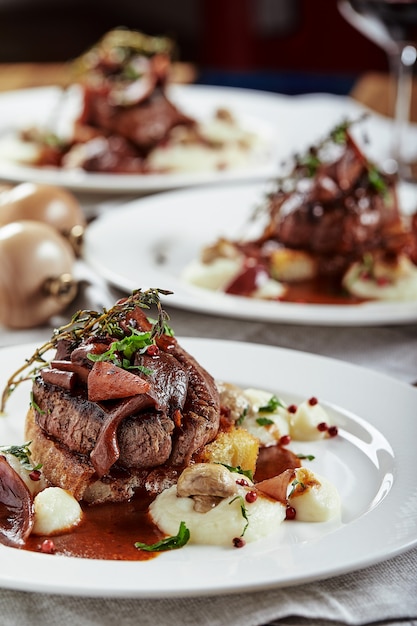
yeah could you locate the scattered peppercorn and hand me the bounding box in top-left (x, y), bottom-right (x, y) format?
top-left (233, 537), bottom-right (246, 548)
top-left (40, 539), bottom-right (56, 554)
top-left (285, 506), bottom-right (296, 520)
top-left (328, 425), bottom-right (339, 437)
top-left (245, 490), bottom-right (258, 503)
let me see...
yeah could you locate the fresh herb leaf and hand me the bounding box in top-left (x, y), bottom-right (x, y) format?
top-left (134, 521), bottom-right (190, 552)
top-left (296, 453), bottom-right (315, 461)
top-left (256, 417), bottom-right (274, 426)
top-left (367, 165), bottom-right (388, 196)
top-left (235, 406), bottom-right (248, 426)
top-left (87, 329), bottom-right (153, 366)
top-left (0, 441), bottom-right (42, 471)
top-left (219, 463), bottom-right (253, 481)
top-left (0, 288), bottom-right (173, 412)
top-left (229, 495), bottom-right (249, 536)
top-left (288, 478), bottom-right (306, 498)
top-left (258, 395), bottom-right (285, 413)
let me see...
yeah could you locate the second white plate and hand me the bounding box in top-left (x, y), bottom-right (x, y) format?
top-left (83, 183), bottom-right (417, 326)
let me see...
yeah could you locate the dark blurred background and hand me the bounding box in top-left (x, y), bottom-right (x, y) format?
top-left (0, 0), bottom-right (388, 95)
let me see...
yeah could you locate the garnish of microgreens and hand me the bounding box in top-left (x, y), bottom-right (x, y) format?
top-left (0, 288), bottom-right (173, 413)
top-left (248, 116), bottom-right (390, 226)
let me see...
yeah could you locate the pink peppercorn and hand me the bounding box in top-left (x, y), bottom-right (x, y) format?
top-left (40, 539), bottom-right (56, 554)
top-left (285, 506), bottom-right (296, 520)
top-left (279, 434), bottom-right (291, 446)
top-left (245, 490), bottom-right (258, 503)
top-left (328, 425), bottom-right (339, 437)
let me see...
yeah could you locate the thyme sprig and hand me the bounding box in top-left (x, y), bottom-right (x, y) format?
top-left (0, 288), bottom-right (173, 413)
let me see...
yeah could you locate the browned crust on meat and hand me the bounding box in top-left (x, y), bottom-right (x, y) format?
top-left (25, 408), bottom-right (182, 504)
top-left (25, 407), bottom-right (96, 501)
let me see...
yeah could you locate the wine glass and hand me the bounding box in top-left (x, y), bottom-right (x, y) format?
top-left (338, 0), bottom-right (417, 183)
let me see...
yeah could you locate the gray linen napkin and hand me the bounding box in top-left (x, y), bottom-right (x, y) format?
top-left (0, 546), bottom-right (415, 626)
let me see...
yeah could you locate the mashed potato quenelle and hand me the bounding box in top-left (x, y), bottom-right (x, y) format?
top-left (217, 383), bottom-right (338, 446)
top-left (150, 464), bottom-right (286, 546)
top-left (148, 385), bottom-right (341, 549)
top-left (150, 461), bottom-right (341, 548)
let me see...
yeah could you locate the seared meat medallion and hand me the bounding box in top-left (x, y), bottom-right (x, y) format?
top-left (24, 290), bottom-right (221, 503)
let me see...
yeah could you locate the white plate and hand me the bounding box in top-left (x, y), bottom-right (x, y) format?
top-left (0, 339), bottom-right (416, 597)
top-left (83, 183), bottom-right (417, 326)
top-left (0, 84), bottom-right (286, 194)
top-left (0, 85), bottom-right (403, 194)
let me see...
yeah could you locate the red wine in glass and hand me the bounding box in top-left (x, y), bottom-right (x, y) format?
top-left (338, 0), bottom-right (417, 182)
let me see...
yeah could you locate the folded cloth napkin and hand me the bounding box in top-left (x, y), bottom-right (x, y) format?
top-left (0, 546), bottom-right (415, 626)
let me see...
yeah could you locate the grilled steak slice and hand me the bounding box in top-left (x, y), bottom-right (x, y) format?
top-left (31, 308), bottom-right (220, 487)
top-left (25, 407), bottom-right (157, 503)
top-left (82, 87), bottom-right (194, 153)
top-left (32, 377), bottom-right (175, 469)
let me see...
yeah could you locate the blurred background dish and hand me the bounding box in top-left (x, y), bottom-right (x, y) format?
top-left (83, 181), bottom-right (417, 326)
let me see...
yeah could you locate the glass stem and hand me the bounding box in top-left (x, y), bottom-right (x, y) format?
top-left (392, 45), bottom-right (417, 181)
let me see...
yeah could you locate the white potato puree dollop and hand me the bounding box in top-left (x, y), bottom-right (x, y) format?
top-left (288, 468), bottom-right (341, 522)
top-left (32, 487), bottom-right (83, 535)
top-left (150, 470), bottom-right (286, 546)
top-left (1, 452), bottom-right (47, 496)
top-left (237, 388), bottom-right (333, 444)
top-left (289, 399), bottom-right (333, 441)
top-left (343, 255), bottom-right (417, 301)
top-left (240, 387), bottom-right (290, 446)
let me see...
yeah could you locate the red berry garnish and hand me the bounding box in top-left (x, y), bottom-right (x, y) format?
top-left (317, 422), bottom-right (328, 432)
top-left (328, 425), bottom-right (339, 437)
top-left (308, 396), bottom-right (318, 406)
top-left (29, 469), bottom-right (42, 481)
top-left (285, 506), bottom-right (296, 520)
top-left (279, 434), bottom-right (291, 446)
top-left (245, 490), bottom-right (258, 503)
top-left (233, 537), bottom-right (246, 548)
top-left (40, 539), bottom-right (56, 554)
top-left (236, 478), bottom-right (249, 487)
top-left (287, 404), bottom-right (297, 414)
top-left (146, 344), bottom-right (159, 356)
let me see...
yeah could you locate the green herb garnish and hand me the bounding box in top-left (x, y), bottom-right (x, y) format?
top-left (219, 463), bottom-right (253, 481)
top-left (256, 417), bottom-right (274, 426)
top-left (288, 478), bottom-right (306, 498)
top-left (258, 395), bottom-right (285, 413)
top-left (0, 288), bottom-right (173, 412)
top-left (296, 453), bottom-right (315, 461)
top-left (229, 495), bottom-right (249, 536)
top-left (87, 328), bottom-right (153, 368)
top-left (134, 521), bottom-right (190, 552)
top-left (0, 441), bottom-right (42, 471)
